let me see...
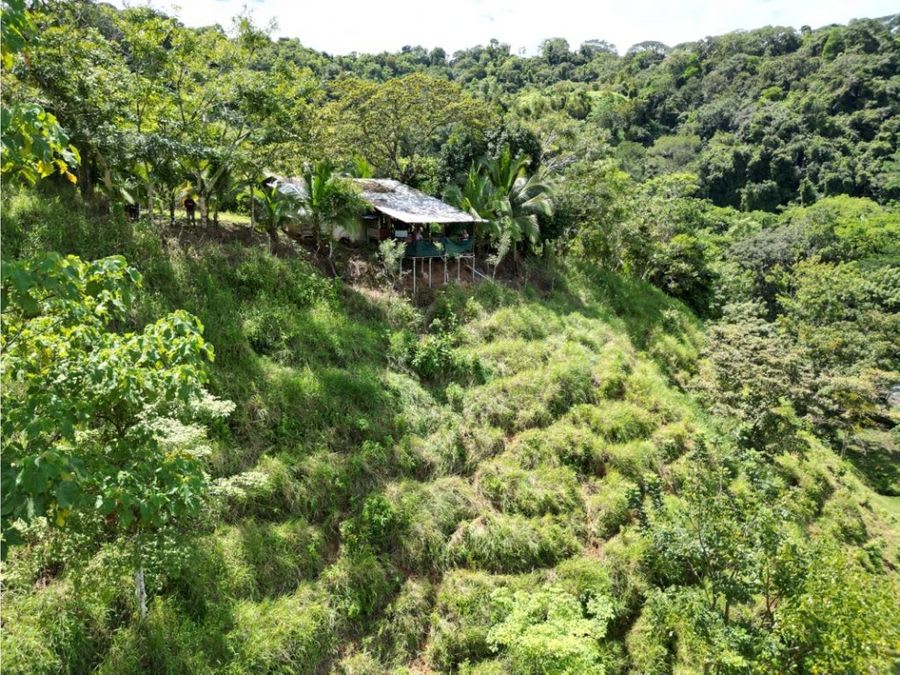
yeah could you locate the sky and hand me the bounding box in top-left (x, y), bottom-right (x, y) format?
top-left (115, 0), bottom-right (898, 56)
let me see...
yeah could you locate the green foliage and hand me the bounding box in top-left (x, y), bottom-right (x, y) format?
top-left (4, 8), bottom-right (900, 661)
top-left (585, 471), bottom-right (638, 540)
top-left (324, 72), bottom-right (492, 181)
top-left (568, 402), bottom-right (657, 444)
top-left (1, 103), bottom-right (80, 185)
top-left (388, 316), bottom-right (479, 382)
top-left (367, 577), bottom-right (434, 664)
top-left (322, 550), bottom-right (399, 624)
top-left (488, 585), bottom-right (615, 674)
top-left (0, 582), bottom-right (115, 674)
top-left (465, 351), bottom-right (596, 432)
top-left (1, 253), bottom-right (231, 564)
top-left (768, 543), bottom-right (900, 672)
top-left (292, 161), bottom-right (366, 254)
top-left (214, 519), bottom-right (325, 598)
top-left (243, 180), bottom-right (303, 245)
top-left (427, 570), bottom-right (512, 670)
top-left (510, 422), bottom-right (605, 476)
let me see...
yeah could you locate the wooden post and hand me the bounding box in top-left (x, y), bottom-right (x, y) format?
top-left (412, 258), bottom-right (416, 295)
top-left (428, 258), bottom-right (432, 288)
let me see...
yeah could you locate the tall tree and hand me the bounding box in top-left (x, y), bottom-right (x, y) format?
top-left (325, 72), bottom-right (493, 180)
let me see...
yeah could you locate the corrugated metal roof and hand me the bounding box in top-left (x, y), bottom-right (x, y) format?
top-left (352, 178), bottom-right (484, 224)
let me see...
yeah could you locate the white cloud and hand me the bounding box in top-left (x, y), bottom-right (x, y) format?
top-left (117, 0), bottom-right (897, 55)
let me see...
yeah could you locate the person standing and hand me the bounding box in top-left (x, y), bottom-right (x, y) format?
top-left (183, 195), bottom-right (197, 225)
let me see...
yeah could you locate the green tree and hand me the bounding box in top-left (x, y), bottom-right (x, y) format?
top-left (0, 103), bottom-right (80, 185)
top-left (325, 72), bottom-right (492, 180)
top-left (1, 253), bottom-right (232, 617)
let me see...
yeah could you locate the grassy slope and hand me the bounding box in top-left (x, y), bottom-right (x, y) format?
top-left (2, 190), bottom-right (897, 673)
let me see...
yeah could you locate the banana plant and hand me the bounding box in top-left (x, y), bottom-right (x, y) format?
top-left (294, 161), bottom-right (366, 259)
top-left (242, 180), bottom-right (303, 252)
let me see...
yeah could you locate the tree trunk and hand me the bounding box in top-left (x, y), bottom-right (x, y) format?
top-left (135, 567), bottom-right (147, 621)
top-left (199, 195), bottom-right (209, 227)
top-left (169, 196), bottom-right (176, 227)
top-left (268, 225), bottom-right (278, 253)
top-left (146, 183), bottom-right (154, 223)
top-left (78, 148), bottom-right (93, 201)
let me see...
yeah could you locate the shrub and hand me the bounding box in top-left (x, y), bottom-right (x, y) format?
top-left (382, 370), bottom-right (443, 436)
top-left (476, 455), bottom-right (582, 516)
top-left (0, 583), bottom-right (116, 675)
top-left (820, 491), bottom-right (868, 545)
top-left (648, 332), bottom-right (698, 386)
top-left (213, 455), bottom-right (304, 521)
top-left (487, 584), bottom-right (615, 674)
top-left (333, 648), bottom-right (383, 675)
top-left (341, 493), bottom-right (409, 555)
top-left (0, 186), bottom-right (132, 261)
top-left (774, 452), bottom-right (833, 522)
top-left (448, 514), bottom-right (580, 573)
top-left (471, 303), bottom-right (564, 342)
top-left (388, 318), bottom-right (483, 383)
top-left (458, 659), bottom-right (509, 674)
top-left (551, 556), bottom-right (617, 612)
top-left (98, 597), bottom-right (222, 674)
top-left (603, 440), bottom-right (665, 482)
top-left (466, 356), bottom-right (596, 432)
top-left (622, 361), bottom-right (689, 423)
top-left (591, 344), bottom-right (633, 399)
top-left (624, 595), bottom-right (673, 674)
top-left (601, 529), bottom-right (652, 624)
top-left (0, 594), bottom-right (66, 674)
top-left (227, 586), bottom-right (337, 674)
top-left (473, 337), bottom-right (554, 378)
top-left (769, 544), bottom-right (900, 673)
top-left (412, 423), bottom-right (505, 475)
top-left (650, 422), bottom-right (693, 462)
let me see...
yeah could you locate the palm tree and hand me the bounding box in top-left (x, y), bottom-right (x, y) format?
top-left (482, 148), bottom-right (554, 252)
top-left (444, 164), bottom-right (495, 220)
top-left (295, 161), bottom-right (366, 259)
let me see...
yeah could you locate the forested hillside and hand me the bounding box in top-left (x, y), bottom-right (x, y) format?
top-left (2, 2), bottom-right (899, 673)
